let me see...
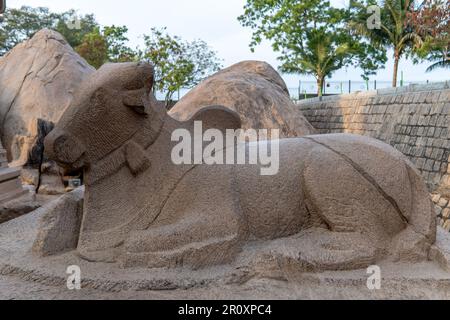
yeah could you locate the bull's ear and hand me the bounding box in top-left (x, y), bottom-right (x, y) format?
top-left (191, 105), bottom-right (242, 132)
top-left (123, 88), bottom-right (149, 115)
top-left (125, 141), bottom-right (150, 176)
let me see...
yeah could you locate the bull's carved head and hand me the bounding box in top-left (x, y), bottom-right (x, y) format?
top-left (45, 62), bottom-right (159, 172)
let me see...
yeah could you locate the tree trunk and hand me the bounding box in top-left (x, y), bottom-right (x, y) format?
top-left (165, 91), bottom-right (174, 110)
top-left (392, 49), bottom-right (400, 88)
top-left (317, 77), bottom-right (324, 97)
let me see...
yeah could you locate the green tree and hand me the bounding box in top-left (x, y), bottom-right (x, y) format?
top-left (0, 6), bottom-right (57, 54)
top-left (103, 25), bottom-right (138, 63)
top-left (142, 28), bottom-right (222, 107)
top-left (0, 6), bottom-right (136, 68)
top-left (0, 6), bottom-right (98, 55)
top-left (407, 0), bottom-right (449, 71)
top-left (1, 6), bottom-right (220, 99)
top-left (75, 25), bottom-right (139, 68)
top-left (54, 10), bottom-right (99, 49)
top-left (238, 0), bottom-right (385, 96)
top-left (75, 28), bottom-right (108, 69)
top-left (349, 0), bottom-right (423, 87)
top-left (0, 6), bottom-right (138, 68)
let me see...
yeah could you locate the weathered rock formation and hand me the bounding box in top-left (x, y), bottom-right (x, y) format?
top-left (41, 62), bottom-right (435, 271)
top-left (169, 61), bottom-right (315, 138)
top-left (20, 118), bottom-right (66, 195)
top-left (0, 28), bottom-right (95, 166)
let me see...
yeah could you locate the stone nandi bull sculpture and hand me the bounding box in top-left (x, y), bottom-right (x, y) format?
top-left (45, 62), bottom-right (436, 270)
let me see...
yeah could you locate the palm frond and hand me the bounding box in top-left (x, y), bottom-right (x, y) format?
top-left (426, 59), bottom-right (450, 72)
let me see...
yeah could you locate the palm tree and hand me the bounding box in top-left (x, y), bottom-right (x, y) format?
top-left (426, 50), bottom-right (450, 72)
top-left (280, 28), bottom-right (356, 97)
top-left (350, 0), bottom-right (423, 87)
top-left (407, 0), bottom-right (449, 72)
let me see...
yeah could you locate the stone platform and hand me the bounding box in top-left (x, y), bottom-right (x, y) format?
top-left (0, 147), bottom-right (26, 203)
top-left (0, 202), bottom-right (449, 300)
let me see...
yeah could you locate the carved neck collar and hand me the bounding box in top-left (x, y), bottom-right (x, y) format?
top-left (86, 107), bottom-right (166, 185)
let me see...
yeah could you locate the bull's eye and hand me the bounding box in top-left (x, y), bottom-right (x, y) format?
top-left (123, 89), bottom-right (149, 116)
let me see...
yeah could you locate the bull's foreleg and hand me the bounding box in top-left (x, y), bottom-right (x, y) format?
top-left (121, 167), bottom-right (247, 269)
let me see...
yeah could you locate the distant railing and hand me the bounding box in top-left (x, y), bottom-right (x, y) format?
top-left (155, 80), bottom-right (438, 103)
top-left (290, 80), bottom-right (435, 101)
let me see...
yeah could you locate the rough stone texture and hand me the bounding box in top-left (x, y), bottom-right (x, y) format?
top-left (21, 165), bottom-right (66, 196)
top-left (42, 62), bottom-right (435, 272)
top-left (432, 193), bottom-right (450, 232)
top-left (0, 167), bottom-right (26, 203)
top-left (21, 168), bottom-right (40, 187)
top-left (26, 119), bottom-right (55, 167)
top-left (36, 159), bottom-right (66, 195)
top-left (430, 227), bottom-right (450, 272)
top-left (32, 187), bottom-right (84, 257)
top-left (0, 28), bottom-right (95, 166)
top-left (169, 61), bottom-right (315, 138)
top-left (0, 182), bottom-right (61, 225)
top-left (0, 191), bottom-right (38, 224)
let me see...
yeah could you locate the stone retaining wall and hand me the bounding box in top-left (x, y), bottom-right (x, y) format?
top-left (297, 82), bottom-right (450, 230)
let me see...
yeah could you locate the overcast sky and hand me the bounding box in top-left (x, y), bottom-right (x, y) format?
top-left (8, 0), bottom-right (449, 88)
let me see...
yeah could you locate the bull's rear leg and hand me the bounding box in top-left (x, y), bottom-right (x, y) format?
top-left (294, 137), bottom-right (412, 270)
top-left (281, 228), bottom-right (378, 271)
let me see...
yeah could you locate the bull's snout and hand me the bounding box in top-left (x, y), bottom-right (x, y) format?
top-left (44, 130), bottom-right (86, 169)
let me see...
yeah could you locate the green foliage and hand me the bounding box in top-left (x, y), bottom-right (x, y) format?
top-left (74, 27), bottom-right (108, 69)
top-left (0, 6), bottom-right (139, 68)
top-left (0, 6), bottom-right (222, 103)
top-left (408, 0), bottom-right (449, 72)
top-left (0, 6), bottom-right (57, 54)
top-left (349, 0), bottom-right (423, 86)
top-left (103, 25), bottom-right (138, 63)
top-left (54, 10), bottom-right (98, 49)
top-left (238, 0), bottom-right (386, 96)
top-left (0, 6), bottom-right (99, 55)
top-left (142, 28), bottom-right (222, 106)
top-left (75, 25), bottom-right (139, 68)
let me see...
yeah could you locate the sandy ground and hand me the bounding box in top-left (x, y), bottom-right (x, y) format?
top-left (1, 267), bottom-right (450, 300)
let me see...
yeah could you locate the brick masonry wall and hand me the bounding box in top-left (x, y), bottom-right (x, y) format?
top-left (297, 82), bottom-right (450, 231)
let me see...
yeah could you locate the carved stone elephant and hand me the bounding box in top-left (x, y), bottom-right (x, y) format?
top-left (44, 62), bottom-right (436, 270)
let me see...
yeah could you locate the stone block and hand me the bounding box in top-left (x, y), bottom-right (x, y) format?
top-left (32, 187), bottom-right (84, 257)
top-left (432, 193), bottom-right (441, 203)
top-left (443, 208), bottom-right (450, 219)
top-left (438, 198), bottom-right (449, 208)
top-left (424, 159), bottom-right (435, 171)
top-left (444, 220), bottom-right (450, 231)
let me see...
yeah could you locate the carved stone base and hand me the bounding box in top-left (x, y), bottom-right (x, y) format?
top-left (0, 168), bottom-right (26, 202)
top-left (0, 206), bottom-right (449, 299)
top-left (0, 147), bottom-right (27, 203)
